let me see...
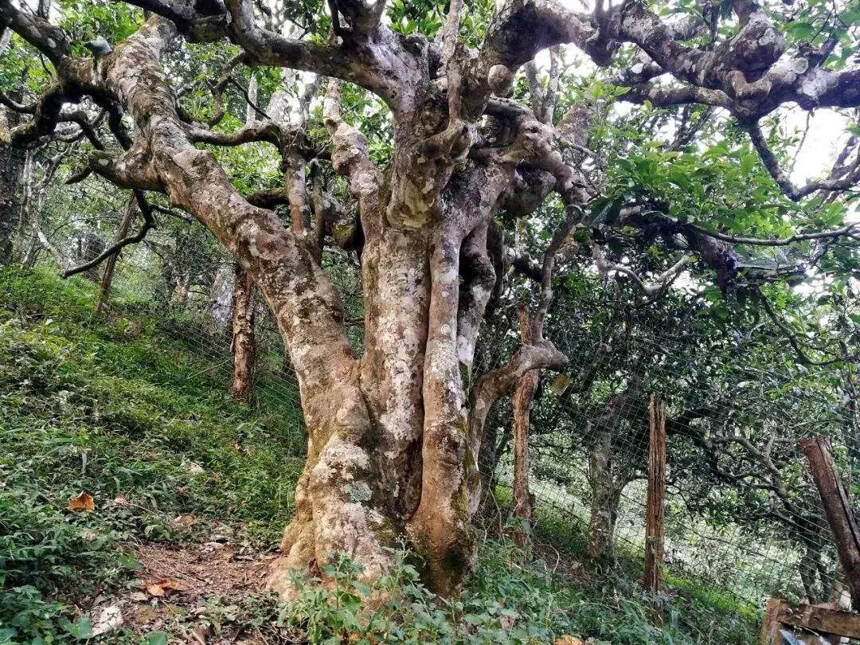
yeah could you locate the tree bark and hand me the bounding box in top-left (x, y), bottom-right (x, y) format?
top-left (230, 262), bottom-right (255, 403)
top-left (512, 304), bottom-right (538, 546)
top-left (210, 262), bottom-right (234, 332)
top-left (586, 379), bottom-right (641, 563)
top-left (587, 427), bottom-right (622, 563)
top-left (0, 107), bottom-right (25, 265)
top-left (799, 437), bottom-right (860, 610)
top-left (643, 394), bottom-right (666, 593)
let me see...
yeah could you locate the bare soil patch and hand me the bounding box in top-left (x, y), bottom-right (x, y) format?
top-left (133, 539), bottom-right (271, 601)
top-left (88, 532), bottom-right (286, 643)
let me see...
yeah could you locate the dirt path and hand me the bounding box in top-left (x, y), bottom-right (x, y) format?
top-left (85, 531), bottom-right (288, 643)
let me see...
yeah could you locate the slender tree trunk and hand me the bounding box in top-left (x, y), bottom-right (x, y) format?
top-left (585, 379), bottom-right (642, 563)
top-left (97, 197), bottom-right (137, 314)
top-left (230, 262), bottom-right (255, 403)
top-left (799, 539), bottom-right (824, 603)
top-left (587, 428), bottom-right (622, 562)
top-left (15, 149), bottom-right (35, 265)
top-left (0, 107), bottom-right (25, 266)
top-left (512, 304), bottom-right (538, 545)
top-left (643, 394), bottom-right (666, 592)
top-left (73, 233), bottom-right (106, 282)
top-left (209, 262), bottom-right (234, 332)
top-left (173, 273), bottom-right (190, 306)
top-left (477, 403), bottom-right (505, 513)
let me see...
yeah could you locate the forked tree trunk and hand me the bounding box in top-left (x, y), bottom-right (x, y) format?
top-left (70, 16), bottom-right (568, 598)
top-left (97, 197), bottom-right (137, 314)
top-left (230, 262), bottom-right (256, 403)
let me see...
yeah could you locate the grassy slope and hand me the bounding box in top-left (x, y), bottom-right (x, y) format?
top-left (0, 267), bottom-right (758, 644)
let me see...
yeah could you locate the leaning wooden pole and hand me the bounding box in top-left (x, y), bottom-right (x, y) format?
top-left (644, 394), bottom-right (667, 593)
top-left (758, 598), bottom-right (784, 645)
top-left (799, 437), bottom-right (860, 610)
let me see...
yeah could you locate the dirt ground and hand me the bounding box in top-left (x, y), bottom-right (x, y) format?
top-left (133, 540), bottom-right (270, 601)
top-left (79, 522), bottom-right (291, 644)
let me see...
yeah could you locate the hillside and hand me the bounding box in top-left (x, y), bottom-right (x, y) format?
top-left (0, 268), bottom-right (758, 644)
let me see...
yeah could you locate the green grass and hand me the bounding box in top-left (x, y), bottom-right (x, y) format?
top-left (0, 267), bottom-right (303, 642)
top-left (0, 267), bottom-right (759, 643)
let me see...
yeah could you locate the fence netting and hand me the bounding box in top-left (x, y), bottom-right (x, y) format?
top-left (24, 178), bottom-right (859, 617)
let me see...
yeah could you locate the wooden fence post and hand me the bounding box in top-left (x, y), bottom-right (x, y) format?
top-left (799, 437), bottom-right (860, 611)
top-left (644, 393), bottom-right (666, 593)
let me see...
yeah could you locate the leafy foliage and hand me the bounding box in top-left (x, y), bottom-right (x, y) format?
top-left (0, 268), bottom-right (758, 643)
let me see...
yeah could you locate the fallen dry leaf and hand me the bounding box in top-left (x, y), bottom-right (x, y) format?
top-left (549, 374), bottom-right (572, 395)
top-left (144, 578), bottom-right (191, 597)
top-left (67, 492), bottom-right (95, 512)
top-left (554, 637), bottom-right (584, 645)
top-left (188, 623), bottom-right (210, 644)
top-left (171, 514), bottom-right (197, 529)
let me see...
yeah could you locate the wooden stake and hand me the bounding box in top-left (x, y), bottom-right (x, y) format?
top-left (644, 393), bottom-right (666, 593)
top-left (799, 437), bottom-right (860, 611)
top-left (777, 602), bottom-right (860, 639)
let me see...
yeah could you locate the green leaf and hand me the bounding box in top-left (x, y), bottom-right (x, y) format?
top-left (60, 617), bottom-right (92, 640)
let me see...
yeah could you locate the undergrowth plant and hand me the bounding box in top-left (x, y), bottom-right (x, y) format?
top-left (0, 268), bottom-right (758, 643)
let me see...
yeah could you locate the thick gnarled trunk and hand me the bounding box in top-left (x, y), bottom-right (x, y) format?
top-left (11, 13), bottom-right (571, 599)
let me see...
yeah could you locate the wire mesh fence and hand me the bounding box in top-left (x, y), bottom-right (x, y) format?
top-left (29, 181), bottom-right (857, 617)
top-left (488, 318), bottom-right (854, 609)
